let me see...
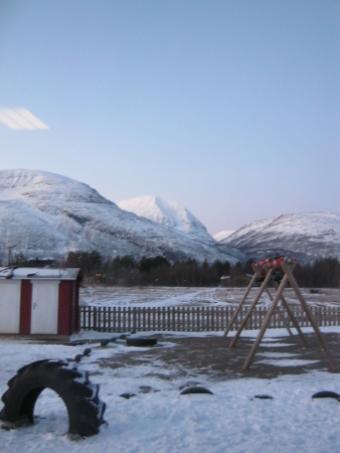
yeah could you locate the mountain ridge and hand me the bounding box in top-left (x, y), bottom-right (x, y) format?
top-left (0, 169), bottom-right (240, 264)
top-left (221, 212), bottom-right (340, 263)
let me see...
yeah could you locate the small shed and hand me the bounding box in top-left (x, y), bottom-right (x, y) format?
top-left (0, 267), bottom-right (80, 336)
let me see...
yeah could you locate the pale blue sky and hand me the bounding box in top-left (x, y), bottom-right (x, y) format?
top-left (0, 0), bottom-right (339, 233)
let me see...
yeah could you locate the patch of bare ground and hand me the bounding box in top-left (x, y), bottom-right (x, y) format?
top-left (98, 332), bottom-right (340, 381)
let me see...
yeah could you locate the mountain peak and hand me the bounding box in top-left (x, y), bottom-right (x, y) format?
top-left (118, 195), bottom-right (213, 241)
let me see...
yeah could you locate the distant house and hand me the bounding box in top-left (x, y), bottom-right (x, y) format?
top-left (0, 267), bottom-right (80, 336)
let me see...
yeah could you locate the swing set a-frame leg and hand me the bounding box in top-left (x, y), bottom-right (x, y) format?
top-left (229, 269), bottom-right (273, 349)
top-left (265, 287), bottom-right (308, 347)
top-left (265, 288), bottom-right (293, 337)
top-left (274, 289), bottom-right (308, 348)
top-left (223, 273), bottom-right (257, 337)
top-left (283, 264), bottom-right (336, 372)
top-left (242, 274), bottom-right (289, 370)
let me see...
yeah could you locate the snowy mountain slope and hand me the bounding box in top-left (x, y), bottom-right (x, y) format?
top-left (214, 230), bottom-right (235, 242)
top-left (118, 195), bottom-right (213, 243)
top-left (0, 169), bottom-right (240, 263)
top-left (222, 212), bottom-right (340, 262)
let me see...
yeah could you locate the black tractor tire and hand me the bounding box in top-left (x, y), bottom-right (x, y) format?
top-left (180, 386), bottom-right (213, 395)
top-left (0, 360), bottom-right (106, 437)
top-left (253, 394), bottom-right (273, 400)
top-left (312, 391), bottom-right (340, 400)
top-left (126, 337), bottom-right (157, 347)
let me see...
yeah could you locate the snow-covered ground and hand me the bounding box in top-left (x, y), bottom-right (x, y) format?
top-left (1, 328), bottom-right (340, 453)
top-left (80, 286), bottom-right (340, 308)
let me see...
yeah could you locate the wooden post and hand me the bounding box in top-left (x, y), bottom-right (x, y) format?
top-left (93, 307), bottom-right (97, 331)
top-left (265, 288), bottom-right (292, 335)
top-left (271, 288), bottom-right (308, 347)
top-left (224, 273), bottom-right (257, 337)
top-left (229, 268), bottom-right (273, 348)
top-left (282, 263), bottom-right (336, 372)
top-left (242, 273), bottom-right (289, 370)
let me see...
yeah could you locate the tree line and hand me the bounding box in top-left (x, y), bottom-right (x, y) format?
top-left (7, 251), bottom-right (340, 287)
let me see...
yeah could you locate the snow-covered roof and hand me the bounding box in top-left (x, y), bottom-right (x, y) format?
top-left (0, 267), bottom-right (80, 280)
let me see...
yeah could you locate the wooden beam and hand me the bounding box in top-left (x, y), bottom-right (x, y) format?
top-left (282, 263), bottom-right (336, 372)
top-left (274, 289), bottom-right (308, 348)
top-left (265, 288), bottom-right (293, 336)
top-left (242, 273), bottom-right (289, 370)
top-left (223, 273), bottom-right (257, 337)
top-left (229, 268), bottom-right (273, 349)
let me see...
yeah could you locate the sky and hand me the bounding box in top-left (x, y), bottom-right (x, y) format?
top-left (0, 0), bottom-right (339, 234)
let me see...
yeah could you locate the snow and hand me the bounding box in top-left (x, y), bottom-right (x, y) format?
top-left (0, 169), bottom-right (239, 264)
top-left (259, 342), bottom-right (293, 348)
top-left (1, 327), bottom-right (340, 452)
top-left (118, 195), bottom-right (213, 242)
top-left (222, 212), bottom-right (340, 262)
top-left (257, 359), bottom-right (321, 367)
top-left (0, 267), bottom-right (79, 280)
top-left (213, 230), bottom-right (235, 242)
top-left (80, 286), bottom-right (238, 307)
top-left (80, 286), bottom-right (340, 308)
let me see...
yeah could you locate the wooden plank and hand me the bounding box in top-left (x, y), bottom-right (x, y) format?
top-left (279, 292), bottom-right (307, 347)
top-left (156, 308), bottom-right (159, 331)
top-left (162, 307), bottom-right (166, 331)
top-left (103, 307), bottom-right (107, 332)
top-left (93, 307), bottom-right (97, 331)
top-left (282, 263), bottom-right (336, 372)
top-left (165, 307), bottom-right (168, 331)
top-left (265, 288), bottom-right (293, 336)
top-left (243, 273), bottom-right (289, 370)
top-left (224, 273), bottom-right (257, 337)
top-left (229, 269), bottom-right (273, 348)
top-left (108, 307), bottom-right (112, 332)
top-left (118, 307), bottom-right (122, 332)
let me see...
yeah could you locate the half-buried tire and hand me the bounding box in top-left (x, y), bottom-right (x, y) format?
top-left (126, 337), bottom-right (157, 347)
top-left (312, 391), bottom-right (340, 400)
top-left (0, 359), bottom-right (106, 437)
top-left (180, 386), bottom-right (213, 395)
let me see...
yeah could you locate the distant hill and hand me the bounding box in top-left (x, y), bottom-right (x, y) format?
top-left (221, 212), bottom-right (340, 263)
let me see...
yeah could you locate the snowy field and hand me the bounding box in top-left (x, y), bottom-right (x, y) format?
top-left (80, 286), bottom-right (340, 308)
top-left (1, 327), bottom-right (340, 453)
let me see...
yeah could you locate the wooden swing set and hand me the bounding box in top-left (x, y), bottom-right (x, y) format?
top-left (224, 257), bottom-right (336, 372)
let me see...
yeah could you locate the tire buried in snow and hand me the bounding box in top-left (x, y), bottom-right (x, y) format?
top-left (312, 391), bottom-right (340, 400)
top-left (0, 359), bottom-right (106, 437)
top-left (126, 337), bottom-right (157, 347)
top-left (180, 386), bottom-right (213, 395)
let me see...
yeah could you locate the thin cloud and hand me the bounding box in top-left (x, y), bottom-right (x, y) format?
top-left (0, 107), bottom-right (49, 130)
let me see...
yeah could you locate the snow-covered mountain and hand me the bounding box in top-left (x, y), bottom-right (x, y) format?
top-left (221, 212), bottom-right (340, 263)
top-left (0, 169), bottom-right (240, 264)
top-left (214, 230), bottom-right (235, 242)
top-left (118, 196), bottom-right (213, 243)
